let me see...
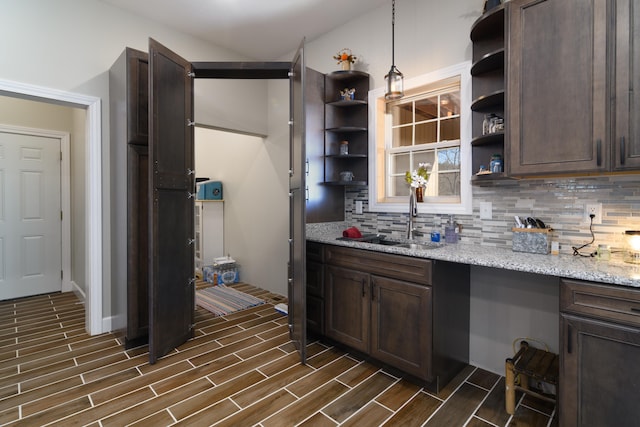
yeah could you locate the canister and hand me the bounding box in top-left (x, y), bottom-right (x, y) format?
top-left (340, 140), bottom-right (349, 155)
top-left (490, 154), bottom-right (503, 173)
top-left (624, 230), bottom-right (640, 264)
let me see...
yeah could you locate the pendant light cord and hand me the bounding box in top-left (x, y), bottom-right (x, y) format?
top-left (391, 0), bottom-right (396, 67)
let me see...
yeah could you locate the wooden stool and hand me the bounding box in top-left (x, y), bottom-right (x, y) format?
top-left (505, 341), bottom-right (559, 414)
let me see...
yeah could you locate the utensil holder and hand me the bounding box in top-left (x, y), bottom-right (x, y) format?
top-left (512, 227), bottom-right (552, 254)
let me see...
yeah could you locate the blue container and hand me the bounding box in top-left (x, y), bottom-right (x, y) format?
top-left (197, 180), bottom-right (223, 200)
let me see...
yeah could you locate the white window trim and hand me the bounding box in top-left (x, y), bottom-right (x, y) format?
top-left (368, 61), bottom-right (472, 215)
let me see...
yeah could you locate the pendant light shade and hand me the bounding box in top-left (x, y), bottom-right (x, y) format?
top-left (385, 65), bottom-right (404, 100)
top-left (385, 0), bottom-right (403, 100)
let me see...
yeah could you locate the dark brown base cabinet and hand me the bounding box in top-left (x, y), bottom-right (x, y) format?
top-left (560, 279), bottom-right (640, 426)
top-left (310, 243), bottom-right (470, 390)
top-left (305, 242), bottom-right (325, 336)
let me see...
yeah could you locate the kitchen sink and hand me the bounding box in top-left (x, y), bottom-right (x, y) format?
top-left (337, 235), bottom-right (442, 250)
top-left (383, 241), bottom-right (443, 250)
top-left (393, 242), bottom-right (442, 250)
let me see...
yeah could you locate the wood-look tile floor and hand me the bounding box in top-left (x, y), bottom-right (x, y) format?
top-left (0, 284), bottom-right (558, 426)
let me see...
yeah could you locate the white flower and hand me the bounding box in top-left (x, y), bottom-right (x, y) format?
top-left (405, 163), bottom-right (431, 188)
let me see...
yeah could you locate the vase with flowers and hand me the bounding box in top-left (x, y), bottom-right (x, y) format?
top-left (405, 162), bottom-right (431, 202)
top-left (333, 48), bottom-right (357, 70)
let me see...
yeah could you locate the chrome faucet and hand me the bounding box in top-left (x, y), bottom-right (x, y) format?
top-left (407, 190), bottom-right (418, 239)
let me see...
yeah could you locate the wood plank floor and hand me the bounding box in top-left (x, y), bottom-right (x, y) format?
top-left (0, 284), bottom-right (558, 426)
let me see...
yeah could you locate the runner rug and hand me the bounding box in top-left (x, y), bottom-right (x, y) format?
top-left (195, 284), bottom-right (266, 317)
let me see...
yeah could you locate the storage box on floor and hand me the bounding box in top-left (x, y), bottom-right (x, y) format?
top-left (203, 256), bottom-right (239, 285)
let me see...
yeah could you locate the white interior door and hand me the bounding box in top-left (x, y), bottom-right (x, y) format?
top-left (0, 130), bottom-right (62, 300)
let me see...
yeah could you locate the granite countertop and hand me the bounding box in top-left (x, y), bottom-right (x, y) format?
top-left (306, 223), bottom-right (640, 288)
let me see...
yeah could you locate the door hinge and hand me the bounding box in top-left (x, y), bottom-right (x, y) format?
top-left (60, 211), bottom-right (63, 221)
top-left (61, 270), bottom-right (63, 280)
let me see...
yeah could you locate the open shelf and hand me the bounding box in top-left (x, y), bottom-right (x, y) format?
top-left (323, 180), bottom-right (367, 186)
top-left (326, 99), bottom-right (368, 107)
top-left (470, 4), bottom-right (506, 41)
top-left (471, 48), bottom-right (505, 76)
top-left (471, 132), bottom-right (505, 146)
top-left (471, 90), bottom-right (505, 111)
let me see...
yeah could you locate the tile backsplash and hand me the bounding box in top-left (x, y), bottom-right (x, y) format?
top-left (346, 175), bottom-right (640, 256)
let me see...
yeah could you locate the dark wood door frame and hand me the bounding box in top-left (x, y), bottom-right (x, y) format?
top-left (192, 62), bottom-right (290, 79)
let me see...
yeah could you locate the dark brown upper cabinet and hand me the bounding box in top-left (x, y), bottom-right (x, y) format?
top-left (323, 71), bottom-right (370, 187)
top-left (470, 4), bottom-right (506, 182)
top-left (507, 0), bottom-right (608, 176)
top-left (507, 0), bottom-right (640, 176)
top-left (614, 0), bottom-right (640, 170)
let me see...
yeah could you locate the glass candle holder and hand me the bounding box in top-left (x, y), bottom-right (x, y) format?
top-left (624, 230), bottom-right (640, 264)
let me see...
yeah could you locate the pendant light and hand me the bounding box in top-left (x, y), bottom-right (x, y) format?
top-left (385, 0), bottom-right (404, 100)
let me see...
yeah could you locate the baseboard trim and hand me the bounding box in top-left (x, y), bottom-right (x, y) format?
top-left (71, 281), bottom-right (86, 303)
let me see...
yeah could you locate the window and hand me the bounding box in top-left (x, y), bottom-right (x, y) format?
top-left (368, 62), bottom-right (472, 214)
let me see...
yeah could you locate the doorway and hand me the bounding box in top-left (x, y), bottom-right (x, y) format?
top-left (0, 79), bottom-right (103, 335)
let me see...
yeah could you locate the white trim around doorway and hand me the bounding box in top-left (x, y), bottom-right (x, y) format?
top-left (0, 79), bottom-right (103, 335)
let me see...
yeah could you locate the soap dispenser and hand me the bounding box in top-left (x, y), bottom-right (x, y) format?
top-left (445, 215), bottom-right (458, 244)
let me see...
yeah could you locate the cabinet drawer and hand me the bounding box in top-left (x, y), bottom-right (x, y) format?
top-left (324, 245), bottom-right (432, 285)
top-left (561, 279), bottom-right (640, 327)
top-left (307, 241), bottom-right (324, 262)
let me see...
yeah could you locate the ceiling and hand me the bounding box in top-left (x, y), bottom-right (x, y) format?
top-left (100, 0), bottom-right (390, 60)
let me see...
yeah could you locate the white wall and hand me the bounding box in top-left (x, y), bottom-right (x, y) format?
top-left (469, 267), bottom-right (560, 374)
top-left (195, 126), bottom-right (289, 296)
top-left (301, 0), bottom-right (478, 86)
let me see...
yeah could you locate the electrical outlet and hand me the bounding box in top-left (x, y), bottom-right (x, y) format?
top-left (479, 201), bottom-right (492, 220)
top-left (355, 200), bottom-right (363, 215)
top-left (585, 203), bottom-right (602, 224)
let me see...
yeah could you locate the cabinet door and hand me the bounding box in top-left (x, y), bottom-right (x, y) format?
top-left (614, 0), bottom-right (640, 170)
top-left (289, 39), bottom-right (307, 364)
top-left (371, 275), bottom-right (432, 381)
top-left (126, 144), bottom-right (149, 345)
top-left (126, 48), bottom-right (149, 145)
top-left (560, 314), bottom-right (640, 426)
top-left (148, 38), bottom-right (195, 364)
top-left (306, 259), bottom-right (324, 335)
top-left (325, 265), bottom-right (370, 353)
top-left (508, 0), bottom-right (607, 175)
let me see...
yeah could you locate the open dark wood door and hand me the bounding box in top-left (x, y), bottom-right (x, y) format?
top-left (288, 39), bottom-right (307, 364)
top-left (148, 38), bottom-right (195, 364)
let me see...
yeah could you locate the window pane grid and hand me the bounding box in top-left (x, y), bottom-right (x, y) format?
top-left (385, 81), bottom-right (462, 199)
